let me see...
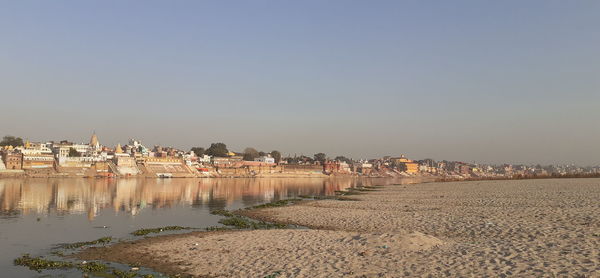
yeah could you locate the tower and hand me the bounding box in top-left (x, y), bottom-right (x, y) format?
top-left (115, 143), bottom-right (123, 154)
top-left (88, 132), bottom-right (101, 156)
top-left (90, 132), bottom-right (100, 150)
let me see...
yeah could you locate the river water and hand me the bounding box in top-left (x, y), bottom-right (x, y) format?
top-left (0, 177), bottom-right (408, 277)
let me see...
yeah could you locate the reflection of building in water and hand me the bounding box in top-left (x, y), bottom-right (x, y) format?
top-left (0, 178), bottom-right (411, 220)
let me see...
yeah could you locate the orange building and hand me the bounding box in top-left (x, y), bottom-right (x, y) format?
top-left (392, 156), bottom-right (419, 174)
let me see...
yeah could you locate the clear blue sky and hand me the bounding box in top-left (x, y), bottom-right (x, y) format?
top-left (1, 1), bottom-right (599, 165)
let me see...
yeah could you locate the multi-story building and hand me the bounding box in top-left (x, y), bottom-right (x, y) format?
top-left (1, 151), bottom-right (23, 170)
top-left (391, 155), bottom-right (419, 174)
top-left (20, 141), bottom-right (53, 155)
top-left (212, 156), bottom-right (243, 167)
top-left (254, 155), bottom-right (275, 164)
top-left (22, 154), bottom-right (55, 169)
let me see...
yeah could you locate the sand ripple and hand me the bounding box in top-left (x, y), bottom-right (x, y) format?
top-left (77, 178), bottom-right (600, 277)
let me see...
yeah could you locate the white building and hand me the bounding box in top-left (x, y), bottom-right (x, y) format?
top-left (197, 155), bottom-right (212, 163)
top-left (18, 141), bottom-right (53, 155)
top-left (128, 138), bottom-right (149, 155)
top-left (255, 155), bottom-right (275, 164)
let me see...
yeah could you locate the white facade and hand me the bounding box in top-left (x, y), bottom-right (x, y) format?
top-left (128, 139), bottom-right (149, 155)
top-left (255, 156), bottom-right (275, 164)
top-left (52, 143), bottom-right (97, 158)
top-left (58, 156), bottom-right (106, 166)
top-left (18, 142), bottom-right (53, 155)
top-left (198, 155), bottom-right (212, 163)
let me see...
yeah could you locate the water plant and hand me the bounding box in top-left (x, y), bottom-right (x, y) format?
top-left (112, 269), bottom-right (138, 278)
top-left (210, 209), bottom-right (235, 217)
top-left (14, 254), bottom-right (74, 272)
top-left (78, 261), bottom-right (108, 272)
top-left (248, 198), bottom-right (303, 210)
top-left (50, 250), bottom-right (65, 257)
top-left (334, 190), bottom-right (362, 195)
top-left (131, 226), bottom-right (192, 236)
top-left (218, 216), bottom-right (286, 230)
top-left (61, 236), bottom-right (113, 249)
top-left (15, 254), bottom-right (156, 277)
top-left (312, 195), bottom-right (338, 200)
top-left (205, 226), bottom-right (232, 231)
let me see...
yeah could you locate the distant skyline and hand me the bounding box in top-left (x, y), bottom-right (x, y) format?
top-left (1, 1), bottom-right (599, 165)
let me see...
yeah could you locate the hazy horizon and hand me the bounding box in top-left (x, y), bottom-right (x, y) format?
top-left (1, 1), bottom-right (599, 165)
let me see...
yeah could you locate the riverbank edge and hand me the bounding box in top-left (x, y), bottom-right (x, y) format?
top-left (71, 183), bottom-right (405, 277)
top-left (71, 176), bottom-right (600, 277)
top-left (2, 172), bottom-right (599, 180)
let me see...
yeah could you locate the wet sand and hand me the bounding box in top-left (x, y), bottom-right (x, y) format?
top-left (77, 178), bottom-right (600, 277)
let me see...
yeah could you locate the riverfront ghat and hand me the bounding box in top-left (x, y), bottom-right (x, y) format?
top-left (77, 178), bottom-right (600, 277)
top-left (3, 134), bottom-right (600, 179)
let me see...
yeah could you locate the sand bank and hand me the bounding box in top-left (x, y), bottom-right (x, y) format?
top-left (77, 178), bottom-right (600, 277)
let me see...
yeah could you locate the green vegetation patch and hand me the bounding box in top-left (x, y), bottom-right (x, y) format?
top-left (78, 261), bottom-right (108, 272)
top-left (312, 195), bottom-right (339, 200)
top-left (131, 226), bottom-right (192, 236)
top-left (15, 254), bottom-right (155, 277)
top-left (248, 199), bottom-right (303, 210)
top-left (219, 216), bottom-right (286, 229)
top-left (61, 236), bottom-right (113, 249)
top-left (334, 190), bottom-right (362, 196)
top-left (205, 226), bottom-right (232, 231)
top-left (14, 254), bottom-right (74, 272)
top-left (210, 209), bottom-right (235, 217)
top-left (112, 269), bottom-right (139, 278)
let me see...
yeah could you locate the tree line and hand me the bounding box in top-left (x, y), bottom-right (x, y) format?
top-left (190, 143), bottom-right (283, 163)
top-left (0, 135), bottom-right (24, 147)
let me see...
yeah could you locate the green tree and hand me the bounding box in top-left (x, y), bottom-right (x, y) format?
top-left (334, 156), bottom-right (352, 164)
top-left (314, 153), bottom-right (327, 163)
top-left (68, 148), bottom-right (81, 157)
top-left (205, 143), bottom-right (228, 157)
top-left (243, 147), bottom-right (259, 161)
top-left (190, 147), bottom-right (205, 156)
top-left (0, 135), bottom-right (24, 147)
top-left (270, 150), bottom-right (282, 163)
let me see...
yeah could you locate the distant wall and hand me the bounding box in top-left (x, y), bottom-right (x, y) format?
top-left (22, 156), bottom-right (55, 169)
top-left (282, 164), bottom-right (323, 173)
top-left (58, 157), bottom-right (94, 168)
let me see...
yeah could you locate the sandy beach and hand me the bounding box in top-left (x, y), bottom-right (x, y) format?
top-left (77, 178), bottom-right (600, 277)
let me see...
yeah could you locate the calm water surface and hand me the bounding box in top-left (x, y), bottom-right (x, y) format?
top-left (0, 177), bottom-right (408, 277)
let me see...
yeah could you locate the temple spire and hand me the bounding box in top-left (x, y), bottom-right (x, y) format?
top-left (115, 143), bottom-right (123, 154)
top-left (90, 132), bottom-right (99, 148)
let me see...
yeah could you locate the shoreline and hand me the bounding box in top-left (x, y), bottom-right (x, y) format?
top-left (73, 177), bottom-right (600, 277)
top-left (2, 172), bottom-right (599, 180)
